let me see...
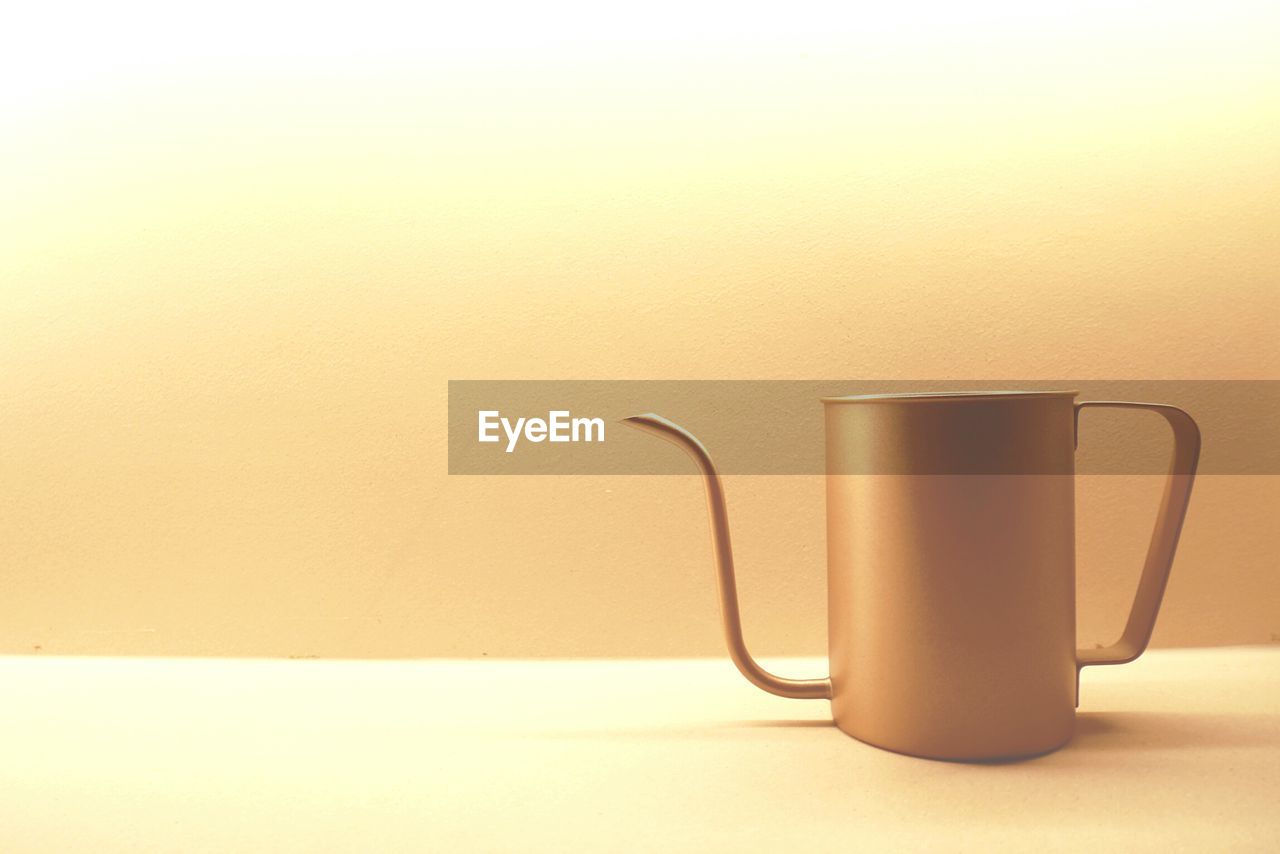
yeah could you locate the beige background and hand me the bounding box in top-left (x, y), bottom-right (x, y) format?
top-left (1, 2), bottom-right (1277, 657)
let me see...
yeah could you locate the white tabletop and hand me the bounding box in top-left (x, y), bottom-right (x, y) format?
top-left (1, 647), bottom-right (1277, 852)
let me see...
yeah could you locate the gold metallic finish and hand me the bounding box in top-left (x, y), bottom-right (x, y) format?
top-left (621, 414), bottom-right (832, 700)
top-left (625, 391), bottom-right (1199, 760)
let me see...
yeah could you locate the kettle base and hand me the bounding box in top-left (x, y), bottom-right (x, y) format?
top-left (833, 719), bottom-right (1075, 763)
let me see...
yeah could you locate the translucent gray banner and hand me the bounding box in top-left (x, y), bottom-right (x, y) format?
top-left (448, 381), bottom-right (1279, 474)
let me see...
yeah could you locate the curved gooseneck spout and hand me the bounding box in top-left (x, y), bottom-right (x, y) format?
top-left (623, 413), bottom-right (831, 700)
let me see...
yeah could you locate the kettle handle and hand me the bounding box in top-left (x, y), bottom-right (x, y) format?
top-left (624, 413), bottom-right (832, 700)
top-left (1074, 402), bottom-right (1201, 668)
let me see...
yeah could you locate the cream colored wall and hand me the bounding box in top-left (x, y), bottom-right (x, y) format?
top-left (2, 2), bottom-right (1277, 657)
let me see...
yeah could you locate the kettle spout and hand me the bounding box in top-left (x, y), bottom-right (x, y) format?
top-left (623, 412), bottom-right (831, 701)
top-left (622, 413), bottom-right (718, 475)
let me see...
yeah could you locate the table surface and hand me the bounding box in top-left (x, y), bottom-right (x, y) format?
top-left (1, 647), bottom-right (1277, 852)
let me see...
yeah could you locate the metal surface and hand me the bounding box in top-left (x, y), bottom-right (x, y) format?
top-left (1073, 402), bottom-right (1200, 667)
top-left (622, 414), bottom-right (831, 700)
top-left (625, 391), bottom-right (1200, 760)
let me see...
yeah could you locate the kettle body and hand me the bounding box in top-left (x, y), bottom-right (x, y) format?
top-left (626, 391), bottom-right (1199, 760)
